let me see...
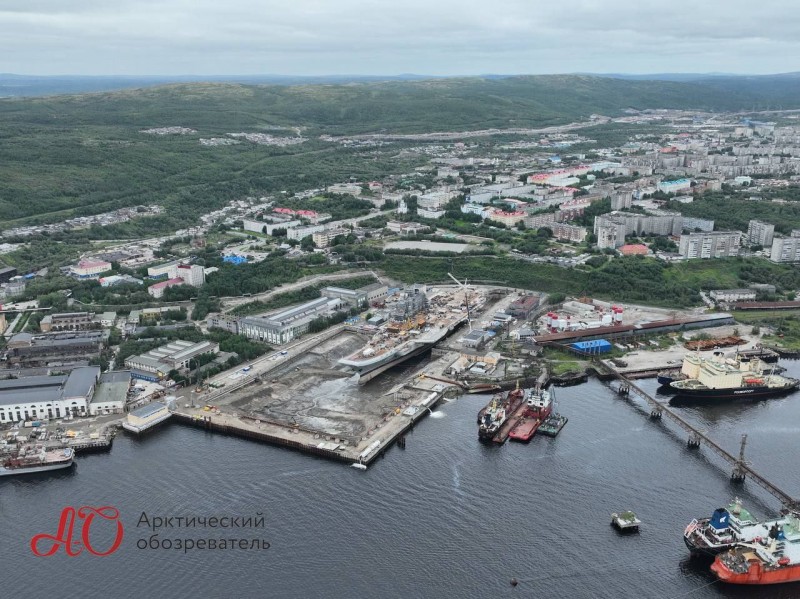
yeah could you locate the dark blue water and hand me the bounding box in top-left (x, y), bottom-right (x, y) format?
top-left (4, 362), bottom-right (800, 598)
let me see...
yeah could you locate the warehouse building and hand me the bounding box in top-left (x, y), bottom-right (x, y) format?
top-left (124, 340), bottom-right (219, 380)
top-left (0, 366), bottom-right (100, 423)
top-left (238, 297), bottom-right (341, 345)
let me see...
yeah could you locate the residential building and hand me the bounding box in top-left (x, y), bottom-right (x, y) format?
top-left (70, 260), bottom-right (112, 279)
top-left (550, 223), bottom-right (588, 243)
top-left (709, 289), bottom-right (758, 303)
top-left (524, 212), bottom-right (557, 229)
top-left (0, 367), bottom-right (100, 423)
top-left (176, 264), bottom-right (205, 287)
top-left (747, 220), bottom-right (775, 248)
top-left (679, 231), bottom-right (741, 259)
top-left (147, 260), bottom-right (180, 279)
top-left (124, 340), bottom-right (220, 379)
top-left (147, 277), bottom-right (186, 299)
top-left (596, 222), bottom-right (627, 249)
top-left (287, 224), bottom-right (326, 240)
top-left (417, 207), bottom-right (446, 219)
top-left (657, 178), bottom-right (692, 194)
top-left (486, 209), bottom-right (526, 227)
top-left (682, 217), bottom-right (715, 232)
top-left (610, 189), bottom-right (633, 210)
top-left (243, 218), bottom-right (301, 235)
top-left (594, 211), bottom-right (683, 238)
top-left (770, 236), bottom-right (800, 263)
top-left (312, 228), bottom-right (349, 248)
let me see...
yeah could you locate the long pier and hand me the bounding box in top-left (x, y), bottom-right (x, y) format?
top-left (597, 362), bottom-right (799, 510)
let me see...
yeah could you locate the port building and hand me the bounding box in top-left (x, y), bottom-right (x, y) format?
top-left (124, 340), bottom-right (220, 381)
top-left (237, 297), bottom-right (343, 345)
top-left (0, 366), bottom-right (100, 423)
top-left (90, 371), bottom-right (131, 415)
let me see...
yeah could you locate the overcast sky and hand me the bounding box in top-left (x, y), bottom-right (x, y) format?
top-left (2, 0), bottom-right (798, 76)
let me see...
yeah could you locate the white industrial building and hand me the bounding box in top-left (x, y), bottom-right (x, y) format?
top-left (0, 367), bottom-right (101, 423)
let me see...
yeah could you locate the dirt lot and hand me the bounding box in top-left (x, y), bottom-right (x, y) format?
top-left (218, 331), bottom-right (428, 440)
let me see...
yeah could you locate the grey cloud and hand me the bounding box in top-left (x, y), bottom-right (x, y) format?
top-left (1, 0), bottom-right (799, 75)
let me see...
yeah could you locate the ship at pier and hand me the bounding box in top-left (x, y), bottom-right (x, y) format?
top-left (477, 387), bottom-right (525, 442)
top-left (339, 285), bottom-right (485, 384)
top-left (0, 445), bottom-right (74, 476)
top-left (508, 386), bottom-right (553, 442)
top-left (684, 498), bottom-right (765, 557)
top-left (711, 513), bottom-right (800, 585)
top-left (670, 352), bottom-right (798, 400)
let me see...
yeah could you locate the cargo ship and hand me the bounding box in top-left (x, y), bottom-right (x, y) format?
top-left (478, 387), bottom-right (525, 442)
top-left (711, 513), bottom-right (800, 585)
top-left (0, 445), bottom-right (74, 476)
top-left (684, 498), bottom-right (763, 557)
top-left (670, 352), bottom-right (798, 400)
top-left (340, 286), bottom-right (484, 384)
top-left (508, 386), bottom-right (553, 442)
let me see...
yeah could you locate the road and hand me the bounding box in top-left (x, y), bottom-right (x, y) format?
top-left (221, 269), bottom-right (384, 311)
top-left (177, 324), bottom-right (352, 406)
top-left (333, 118), bottom-right (610, 142)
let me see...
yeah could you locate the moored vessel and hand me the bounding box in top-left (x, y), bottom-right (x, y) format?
top-left (711, 514), bottom-right (800, 584)
top-left (0, 445), bottom-right (74, 476)
top-left (670, 352), bottom-right (798, 400)
top-left (684, 498), bottom-right (761, 557)
top-left (478, 387), bottom-right (525, 442)
top-left (508, 386), bottom-right (553, 442)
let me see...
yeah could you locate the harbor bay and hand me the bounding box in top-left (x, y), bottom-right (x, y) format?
top-left (4, 360), bottom-right (800, 598)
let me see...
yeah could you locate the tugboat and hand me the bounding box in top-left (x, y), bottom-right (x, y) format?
top-left (508, 386), bottom-right (553, 442)
top-left (684, 498), bottom-right (762, 557)
top-left (711, 514), bottom-right (800, 585)
top-left (478, 387), bottom-right (524, 442)
top-left (670, 352), bottom-right (799, 400)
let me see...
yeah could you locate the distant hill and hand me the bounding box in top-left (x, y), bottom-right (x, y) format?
top-left (3, 74), bottom-right (799, 136)
top-left (2, 73), bottom-right (800, 240)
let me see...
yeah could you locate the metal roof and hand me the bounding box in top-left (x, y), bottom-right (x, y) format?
top-left (130, 402), bottom-right (168, 419)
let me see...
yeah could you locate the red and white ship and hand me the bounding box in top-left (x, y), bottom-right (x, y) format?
top-left (508, 386), bottom-right (553, 442)
top-left (711, 513), bottom-right (800, 585)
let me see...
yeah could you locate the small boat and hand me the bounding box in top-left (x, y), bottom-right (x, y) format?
top-left (351, 463), bottom-right (368, 471)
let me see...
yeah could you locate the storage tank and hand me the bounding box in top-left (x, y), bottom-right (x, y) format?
top-left (601, 314), bottom-right (613, 325)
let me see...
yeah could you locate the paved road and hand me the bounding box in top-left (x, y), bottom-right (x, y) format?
top-left (221, 269), bottom-right (384, 311)
top-left (177, 324), bottom-right (352, 406)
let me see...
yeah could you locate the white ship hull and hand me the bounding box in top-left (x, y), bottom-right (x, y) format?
top-left (340, 320), bottom-right (464, 383)
top-left (0, 458), bottom-right (74, 476)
